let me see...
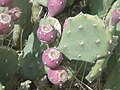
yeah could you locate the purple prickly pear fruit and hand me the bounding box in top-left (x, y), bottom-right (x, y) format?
top-left (8, 7), bottom-right (22, 21)
top-left (0, 0), bottom-right (14, 7)
top-left (111, 8), bottom-right (120, 26)
top-left (42, 48), bottom-right (63, 69)
top-left (63, 17), bottom-right (72, 29)
top-left (48, 0), bottom-right (67, 16)
top-left (0, 13), bottom-right (13, 35)
top-left (37, 24), bottom-right (57, 44)
top-left (47, 66), bottom-right (68, 85)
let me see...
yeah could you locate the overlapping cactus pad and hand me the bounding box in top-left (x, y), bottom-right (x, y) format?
top-left (58, 12), bottom-right (113, 62)
top-left (0, 47), bottom-right (18, 85)
top-left (0, 0), bottom-right (120, 89)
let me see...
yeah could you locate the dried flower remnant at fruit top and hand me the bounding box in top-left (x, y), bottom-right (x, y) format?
top-left (37, 24), bottom-right (57, 44)
top-left (42, 48), bottom-right (63, 69)
top-left (0, 13), bottom-right (13, 35)
top-left (47, 66), bottom-right (68, 85)
top-left (8, 7), bottom-right (22, 21)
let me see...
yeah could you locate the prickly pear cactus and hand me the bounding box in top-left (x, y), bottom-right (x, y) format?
top-left (104, 58), bottom-right (120, 90)
top-left (58, 12), bottom-right (113, 62)
top-left (88, 0), bottom-right (115, 18)
top-left (1, 0), bottom-right (120, 89)
top-left (0, 47), bottom-right (18, 86)
top-left (18, 33), bottom-right (45, 80)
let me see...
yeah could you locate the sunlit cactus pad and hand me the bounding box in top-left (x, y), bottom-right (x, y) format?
top-left (58, 13), bottom-right (112, 62)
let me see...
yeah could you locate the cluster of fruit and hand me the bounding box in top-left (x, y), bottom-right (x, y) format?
top-left (0, 0), bottom-right (21, 35)
top-left (36, 0), bottom-right (68, 85)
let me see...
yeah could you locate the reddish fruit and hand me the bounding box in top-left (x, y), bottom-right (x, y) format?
top-left (47, 66), bottom-right (68, 85)
top-left (0, 0), bottom-right (14, 7)
top-left (8, 7), bottom-right (22, 21)
top-left (48, 0), bottom-right (67, 16)
top-left (37, 24), bottom-right (57, 44)
top-left (63, 17), bottom-right (72, 29)
top-left (42, 48), bottom-right (63, 69)
top-left (0, 13), bottom-right (13, 35)
top-left (111, 8), bottom-right (120, 26)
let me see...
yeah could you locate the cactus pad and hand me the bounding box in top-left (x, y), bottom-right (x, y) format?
top-left (58, 13), bottom-right (113, 62)
top-left (0, 47), bottom-right (18, 85)
top-left (18, 33), bottom-right (45, 80)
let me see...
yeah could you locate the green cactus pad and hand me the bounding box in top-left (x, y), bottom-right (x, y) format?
top-left (85, 58), bottom-right (107, 83)
top-left (0, 47), bottom-right (18, 85)
top-left (88, 0), bottom-right (115, 18)
top-left (85, 35), bottom-right (118, 82)
top-left (58, 13), bottom-right (113, 62)
top-left (32, 3), bottom-right (43, 23)
top-left (36, 0), bottom-right (48, 7)
top-left (18, 33), bottom-right (45, 80)
top-left (104, 58), bottom-right (120, 90)
top-left (18, 53), bottom-right (45, 80)
top-left (39, 16), bottom-right (59, 26)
